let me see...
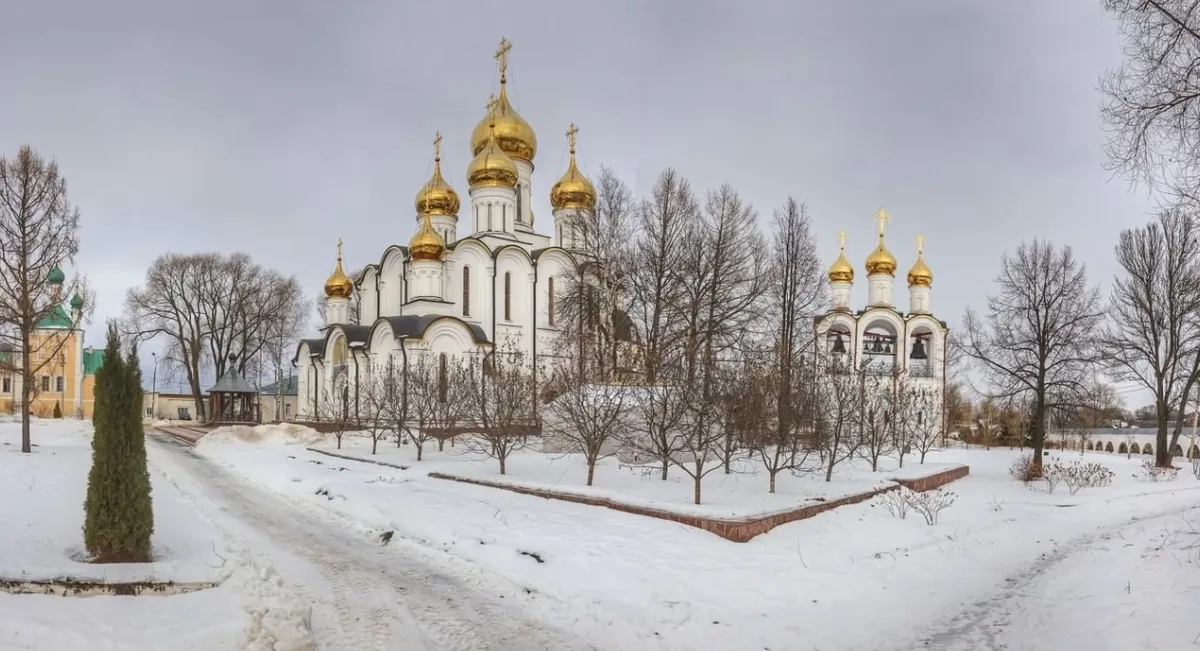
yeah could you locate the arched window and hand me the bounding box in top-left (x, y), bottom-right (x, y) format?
top-left (438, 353), bottom-right (448, 403)
top-left (462, 266), bottom-right (471, 317)
top-left (504, 272), bottom-right (512, 321)
top-left (487, 203), bottom-right (493, 230)
top-left (474, 205), bottom-right (479, 232)
top-left (502, 203), bottom-right (507, 231)
top-left (516, 184), bottom-right (523, 223)
top-left (548, 276), bottom-right (556, 326)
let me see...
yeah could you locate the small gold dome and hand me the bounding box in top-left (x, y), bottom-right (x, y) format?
top-left (907, 235), bottom-right (933, 287)
top-left (467, 96), bottom-right (519, 189)
top-left (324, 239), bottom-right (354, 299)
top-left (550, 123), bottom-right (595, 211)
top-left (865, 236), bottom-right (897, 276)
top-left (470, 40), bottom-right (536, 164)
top-left (409, 212), bottom-right (446, 262)
top-left (414, 133), bottom-right (459, 217)
top-left (828, 232), bottom-right (854, 283)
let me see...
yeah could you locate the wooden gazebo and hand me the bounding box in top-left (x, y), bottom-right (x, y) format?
top-left (208, 356), bottom-right (259, 424)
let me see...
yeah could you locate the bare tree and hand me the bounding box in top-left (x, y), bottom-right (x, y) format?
top-left (126, 253), bottom-right (307, 423)
top-left (0, 146), bottom-right (91, 452)
top-left (555, 167), bottom-right (636, 382)
top-left (814, 357), bottom-right (865, 482)
top-left (942, 382), bottom-right (971, 446)
top-left (907, 386), bottom-right (942, 464)
top-left (1102, 210), bottom-right (1200, 466)
top-left (741, 354), bottom-right (819, 493)
top-left (1101, 1), bottom-right (1200, 196)
top-left (464, 348), bottom-right (536, 475)
top-left (544, 360), bottom-right (629, 486)
top-left (624, 380), bottom-right (689, 480)
top-left (355, 365), bottom-right (396, 455)
top-left (629, 169), bottom-right (696, 383)
top-left (398, 352), bottom-right (471, 460)
top-left (319, 382), bottom-right (353, 450)
top-left (957, 240), bottom-right (1104, 472)
top-left (859, 372), bottom-right (896, 472)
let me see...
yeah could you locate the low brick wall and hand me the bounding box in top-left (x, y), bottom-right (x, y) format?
top-left (428, 464), bottom-right (970, 543)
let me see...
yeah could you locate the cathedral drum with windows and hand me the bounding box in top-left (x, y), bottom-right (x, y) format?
top-left (292, 38), bottom-right (606, 420)
top-left (815, 209), bottom-right (949, 426)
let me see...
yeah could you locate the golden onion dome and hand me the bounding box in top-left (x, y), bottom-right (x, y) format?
top-left (469, 39), bottom-right (537, 164)
top-left (550, 123), bottom-right (596, 211)
top-left (409, 211), bottom-right (446, 262)
top-left (865, 207), bottom-right (897, 276)
top-left (907, 235), bottom-right (933, 287)
top-left (324, 238), bottom-right (354, 299)
top-left (467, 95), bottom-right (519, 189)
top-left (414, 132), bottom-right (460, 217)
top-left (828, 232), bottom-right (854, 283)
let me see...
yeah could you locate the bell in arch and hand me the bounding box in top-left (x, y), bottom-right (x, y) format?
top-left (831, 334), bottom-right (846, 354)
top-left (910, 337), bottom-right (928, 360)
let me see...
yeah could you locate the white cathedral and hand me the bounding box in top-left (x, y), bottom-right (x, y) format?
top-left (293, 39), bottom-right (599, 419)
top-left (814, 208), bottom-right (949, 423)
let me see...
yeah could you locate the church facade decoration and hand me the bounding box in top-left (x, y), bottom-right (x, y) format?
top-left (815, 208), bottom-right (949, 426)
top-left (293, 38), bottom-right (598, 420)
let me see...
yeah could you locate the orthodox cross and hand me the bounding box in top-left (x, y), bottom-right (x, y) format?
top-left (838, 230), bottom-right (847, 250)
top-left (873, 208), bottom-right (891, 236)
top-left (566, 122), bottom-right (579, 154)
top-left (495, 38), bottom-right (512, 78)
top-left (916, 233), bottom-right (925, 254)
top-left (337, 237), bottom-right (343, 261)
top-left (433, 131), bottom-right (442, 162)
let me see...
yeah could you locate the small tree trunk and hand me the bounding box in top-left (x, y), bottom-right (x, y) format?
top-left (438, 437), bottom-right (446, 451)
top-left (693, 474), bottom-right (702, 505)
top-left (768, 471), bottom-right (777, 494)
top-left (498, 452), bottom-right (507, 475)
top-left (337, 433), bottom-right (343, 450)
top-left (920, 449), bottom-right (927, 464)
top-left (661, 457), bottom-right (669, 480)
top-left (586, 459), bottom-right (596, 486)
top-left (371, 435), bottom-right (379, 455)
top-left (825, 449), bottom-right (835, 482)
top-left (415, 439), bottom-right (424, 461)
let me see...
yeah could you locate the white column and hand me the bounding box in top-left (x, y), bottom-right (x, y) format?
top-left (72, 320), bottom-right (83, 418)
top-left (327, 297), bottom-right (351, 325)
top-left (867, 273), bottom-right (894, 308)
top-left (408, 260), bottom-right (444, 299)
top-left (909, 285), bottom-right (931, 314)
top-left (830, 280), bottom-right (852, 312)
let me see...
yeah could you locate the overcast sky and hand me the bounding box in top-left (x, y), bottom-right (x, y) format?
top-left (0, 0), bottom-right (1159, 404)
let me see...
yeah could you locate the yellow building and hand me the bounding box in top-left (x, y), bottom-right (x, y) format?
top-left (0, 266), bottom-right (101, 419)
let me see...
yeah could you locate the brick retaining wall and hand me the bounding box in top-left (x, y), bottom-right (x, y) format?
top-left (428, 464), bottom-right (969, 543)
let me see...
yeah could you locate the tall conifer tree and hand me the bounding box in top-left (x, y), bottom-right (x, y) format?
top-left (83, 323), bottom-right (153, 562)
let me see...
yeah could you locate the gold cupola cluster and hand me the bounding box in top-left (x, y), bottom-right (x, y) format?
top-left (324, 238), bottom-right (354, 299)
top-left (550, 123), bottom-right (596, 211)
top-left (826, 208), bottom-right (934, 286)
top-left (414, 132), bottom-right (459, 217)
top-left (469, 38), bottom-right (537, 165)
top-left (467, 95), bottom-right (520, 189)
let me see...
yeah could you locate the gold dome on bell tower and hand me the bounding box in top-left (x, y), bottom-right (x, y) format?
top-left (907, 234), bottom-right (933, 287)
top-left (324, 238), bottom-right (354, 299)
top-left (469, 38), bottom-right (537, 164)
top-left (550, 123), bottom-right (596, 211)
top-left (864, 208), bottom-right (897, 276)
top-left (414, 132), bottom-right (460, 217)
top-left (467, 95), bottom-right (520, 189)
top-left (828, 231), bottom-right (854, 283)
top-left (409, 211), bottom-right (447, 262)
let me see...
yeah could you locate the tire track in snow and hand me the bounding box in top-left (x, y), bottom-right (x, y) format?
top-left (149, 435), bottom-right (588, 651)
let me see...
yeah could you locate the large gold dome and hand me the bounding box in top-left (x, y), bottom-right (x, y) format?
top-left (550, 123), bottom-right (595, 211)
top-left (324, 239), bottom-right (354, 299)
top-left (467, 97), bottom-right (519, 189)
top-left (865, 236), bottom-right (897, 276)
top-left (409, 213), bottom-right (446, 262)
top-left (414, 133), bottom-right (459, 217)
top-left (907, 235), bottom-right (933, 287)
top-left (828, 233), bottom-right (854, 283)
top-left (469, 39), bottom-right (536, 164)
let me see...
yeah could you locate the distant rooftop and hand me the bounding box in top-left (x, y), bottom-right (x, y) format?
top-left (260, 375), bottom-right (298, 396)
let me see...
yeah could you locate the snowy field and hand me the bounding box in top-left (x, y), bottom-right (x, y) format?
top-left (195, 424), bottom-right (1200, 650)
top-left (0, 418), bottom-right (289, 651)
top-left (310, 434), bottom-right (962, 518)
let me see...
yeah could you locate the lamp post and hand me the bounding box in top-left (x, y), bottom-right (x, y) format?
top-left (150, 351), bottom-right (158, 420)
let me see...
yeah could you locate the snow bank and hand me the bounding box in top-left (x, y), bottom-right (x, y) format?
top-left (238, 552), bottom-right (316, 651)
top-left (200, 423), bottom-right (326, 448)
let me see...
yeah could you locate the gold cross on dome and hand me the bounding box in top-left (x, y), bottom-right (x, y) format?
top-left (337, 237), bottom-right (343, 261)
top-left (916, 233), bottom-right (925, 254)
top-left (433, 131), bottom-right (442, 161)
top-left (873, 208), bottom-right (891, 236)
top-left (495, 37), bottom-right (512, 75)
top-left (838, 230), bottom-right (847, 250)
top-left (566, 123), bottom-right (579, 152)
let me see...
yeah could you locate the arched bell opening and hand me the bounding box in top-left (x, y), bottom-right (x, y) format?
top-left (909, 327), bottom-right (934, 378)
top-left (862, 320), bottom-right (898, 376)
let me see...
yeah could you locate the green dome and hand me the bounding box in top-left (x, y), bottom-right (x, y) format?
top-left (46, 266), bottom-right (65, 284)
top-left (69, 293), bottom-right (83, 309)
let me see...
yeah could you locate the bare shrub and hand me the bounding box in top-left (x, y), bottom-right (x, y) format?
top-left (1042, 462), bottom-right (1064, 494)
top-left (1057, 460), bottom-right (1115, 494)
top-left (879, 490), bottom-right (911, 520)
top-left (906, 488), bottom-right (957, 525)
top-left (1009, 453), bottom-right (1041, 482)
top-left (1136, 458), bottom-right (1180, 482)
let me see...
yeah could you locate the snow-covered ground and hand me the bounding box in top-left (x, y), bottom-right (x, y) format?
top-left (309, 435), bottom-right (960, 518)
top-left (195, 425), bottom-right (1200, 650)
top-left (0, 418), bottom-right (256, 650)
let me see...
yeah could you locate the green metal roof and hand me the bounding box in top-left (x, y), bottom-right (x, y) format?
top-left (82, 348), bottom-right (104, 376)
top-left (46, 266), bottom-right (65, 284)
top-left (36, 305), bottom-right (72, 329)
